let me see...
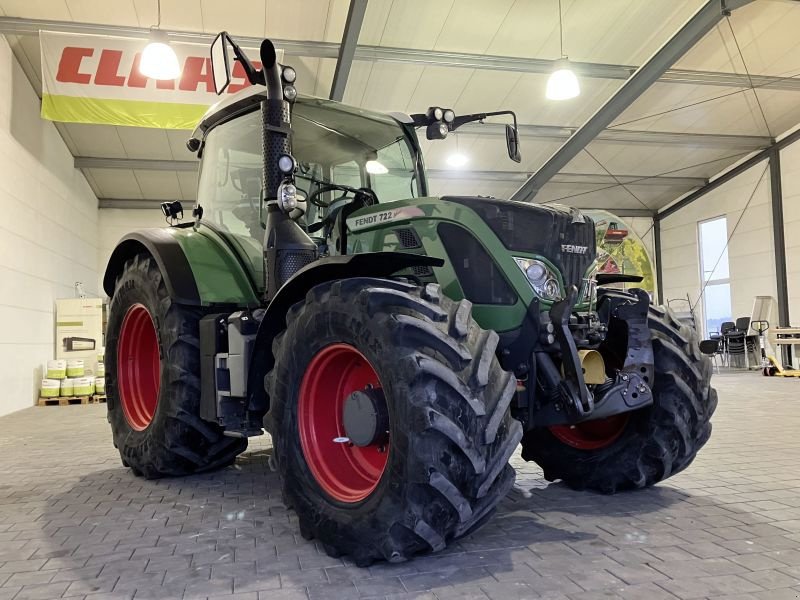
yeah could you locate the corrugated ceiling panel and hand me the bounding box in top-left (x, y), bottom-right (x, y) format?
top-left (166, 130), bottom-right (196, 161)
top-left (432, 0), bottom-right (516, 54)
top-left (200, 0), bottom-right (267, 37)
top-left (87, 168), bottom-right (142, 198)
top-left (537, 182), bottom-right (696, 211)
top-left (675, 1), bottom-right (800, 76)
top-left (362, 0), bottom-right (453, 50)
top-left (65, 0), bottom-right (141, 27)
top-left (133, 169), bottom-right (182, 200)
top-left (0, 0), bottom-right (71, 19)
top-left (116, 127), bottom-right (174, 160)
top-left (62, 124), bottom-right (127, 158)
top-left (267, 0), bottom-right (348, 43)
top-left (132, 0), bottom-right (204, 30)
top-left (556, 145), bottom-right (739, 184)
top-left (176, 171), bottom-right (198, 201)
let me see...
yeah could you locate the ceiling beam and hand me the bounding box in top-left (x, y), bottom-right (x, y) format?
top-left (3, 13), bottom-right (798, 92)
top-left (329, 0), bottom-right (368, 102)
top-left (78, 157), bottom-right (705, 187)
top-left (428, 169), bottom-right (706, 187)
top-left (459, 123), bottom-right (771, 149)
top-left (97, 197), bottom-right (655, 218)
top-left (75, 157), bottom-right (198, 171)
top-left (510, 0), bottom-right (755, 203)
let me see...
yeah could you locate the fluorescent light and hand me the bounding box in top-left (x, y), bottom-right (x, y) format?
top-left (140, 30), bottom-right (181, 80)
top-left (546, 60), bottom-right (580, 100)
top-left (366, 160), bottom-right (388, 175)
top-left (446, 153), bottom-right (469, 168)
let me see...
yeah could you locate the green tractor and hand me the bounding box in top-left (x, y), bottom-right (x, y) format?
top-left (103, 34), bottom-right (716, 565)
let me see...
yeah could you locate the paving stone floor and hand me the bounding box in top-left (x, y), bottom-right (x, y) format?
top-left (1, 372), bottom-right (800, 600)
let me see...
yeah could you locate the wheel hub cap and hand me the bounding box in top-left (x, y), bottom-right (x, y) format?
top-left (343, 388), bottom-right (389, 447)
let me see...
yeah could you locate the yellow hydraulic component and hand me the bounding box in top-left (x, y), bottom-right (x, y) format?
top-left (578, 349), bottom-right (607, 384)
top-left (764, 355), bottom-right (800, 378)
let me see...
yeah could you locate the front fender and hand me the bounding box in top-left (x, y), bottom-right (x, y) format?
top-left (246, 252), bottom-right (444, 416)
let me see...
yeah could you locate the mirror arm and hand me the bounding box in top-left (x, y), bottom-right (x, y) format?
top-left (227, 36), bottom-right (265, 85)
top-left (409, 113), bottom-right (429, 127)
top-left (450, 110), bottom-right (518, 132)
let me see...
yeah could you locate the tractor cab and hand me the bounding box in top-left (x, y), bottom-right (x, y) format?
top-left (189, 92), bottom-right (424, 290)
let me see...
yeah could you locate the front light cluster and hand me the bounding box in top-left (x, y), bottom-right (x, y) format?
top-left (514, 258), bottom-right (563, 301)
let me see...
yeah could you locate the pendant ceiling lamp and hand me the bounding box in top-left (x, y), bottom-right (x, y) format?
top-left (546, 0), bottom-right (580, 101)
top-left (139, 0), bottom-right (181, 80)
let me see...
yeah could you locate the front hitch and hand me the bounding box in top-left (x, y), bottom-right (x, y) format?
top-left (535, 287), bottom-right (654, 427)
top-left (589, 288), bottom-right (654, 420)
top-left (549, 286), bottom-right (593, 419)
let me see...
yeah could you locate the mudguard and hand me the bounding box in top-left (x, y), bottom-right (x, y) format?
top-left (103, 226), bottom-right (260, 307)
top-left (246, 252), bottom-right (444, 416)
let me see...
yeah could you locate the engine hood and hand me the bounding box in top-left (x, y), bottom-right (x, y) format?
top-left (442, 196), bottom-right (597, 289)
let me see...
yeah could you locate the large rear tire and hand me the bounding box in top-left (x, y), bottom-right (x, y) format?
top-left (106, 253), bottom-right (247, 478)
top-left (266, 278), bottom-right (521, 566)
top-left (521, 302), bottom-right (716, 493)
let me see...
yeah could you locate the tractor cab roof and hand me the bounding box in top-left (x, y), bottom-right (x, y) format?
top-left (189, 86), bottom-right (413, 151)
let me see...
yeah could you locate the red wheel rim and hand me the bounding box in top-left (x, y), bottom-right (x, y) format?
top-left (298, 344), bottom-right (389, 504)
top-left (549, 414), bottom-right (629, 450)
top-left (117, 303), bottom-right (160, 431)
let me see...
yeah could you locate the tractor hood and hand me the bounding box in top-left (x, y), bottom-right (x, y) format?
top-left (443, 196), bottom-right (597, 290)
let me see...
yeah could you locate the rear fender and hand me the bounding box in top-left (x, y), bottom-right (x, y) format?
top-left (246, 252), bottom-right (444, 416)
top-left (103, 226), bottom-right (260, 307)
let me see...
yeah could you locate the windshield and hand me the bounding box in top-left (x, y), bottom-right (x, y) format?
top-left (197, 98), bottom-right (420, 241)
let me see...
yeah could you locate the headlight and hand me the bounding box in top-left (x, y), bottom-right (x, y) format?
top-left (278, 182), bottom-right (298, 212)
top-left (514, 258), bottom-right (563, 301)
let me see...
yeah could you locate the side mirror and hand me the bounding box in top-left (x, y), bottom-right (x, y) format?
top-left (210, 32), bottom-right (232, 95)
top-left (506, 124), bottom-right (521, 163)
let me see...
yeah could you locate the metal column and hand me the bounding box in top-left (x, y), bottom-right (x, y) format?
top-left (769, 146), bottom-right (791, 364)
top-left (653, 216), bottom-right (664, 305)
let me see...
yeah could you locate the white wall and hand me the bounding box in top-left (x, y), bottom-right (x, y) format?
top-left (660, 159), bottom-right (777, 336)
top-left (97, 208), bottom-right (168, 294)
top-left (780, 140), bottom-right (800, 324)
top-left (0, 37), bottom-right (100, 417)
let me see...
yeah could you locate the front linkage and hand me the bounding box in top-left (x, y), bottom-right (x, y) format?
top-left (515, 287), bottom-right (654, 430)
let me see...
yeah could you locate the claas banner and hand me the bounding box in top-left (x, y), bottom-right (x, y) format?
top-left (40, 31), bottom-right (279, 130)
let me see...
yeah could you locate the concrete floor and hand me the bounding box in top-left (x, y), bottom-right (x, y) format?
top-left (1, 373), bottom-right (800, 600)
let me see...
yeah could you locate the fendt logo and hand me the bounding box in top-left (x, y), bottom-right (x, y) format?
top-left (561, 244), bottom-right (588, 254)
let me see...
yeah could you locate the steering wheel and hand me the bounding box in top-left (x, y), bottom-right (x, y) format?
top-left (306, 185), bottom-right (379, 234)
top-left (306, 183), bottom-right (361, 208)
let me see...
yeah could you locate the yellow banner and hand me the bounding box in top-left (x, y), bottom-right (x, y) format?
top-left (42, 94), bottom-right (208, 130)
top-left (40, 30), bottom-right (271, 130)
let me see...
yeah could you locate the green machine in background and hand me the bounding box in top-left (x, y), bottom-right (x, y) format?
top-left (101, 33), bottom-right (716, 566)
top-left (587, 211), bottom-right (656, 297)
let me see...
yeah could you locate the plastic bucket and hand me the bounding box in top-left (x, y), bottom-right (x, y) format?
top-left (66, 359), bottom-right (85, 377)
top-left (46, 359), bottom-right (67, 379)
top-left (60, 378), bottom-right (75, 397)
top-left (74, 377), bottom-right (94, 396)
top-left (95, 377), bottom-right (105, 394)
top-left (95, 362), bottom-right (105, 377)
top-left (41, 379), bottom-right (61, 398)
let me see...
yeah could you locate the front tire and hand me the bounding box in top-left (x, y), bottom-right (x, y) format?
top-left (106, 253), bottom-right (247, 478)
top-left (266, 278), bottom-right (521, 565)
top-left (521, 302), bottom-right (716, 493)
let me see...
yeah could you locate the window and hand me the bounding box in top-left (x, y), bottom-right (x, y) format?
top-left (698, 217), bottom-right (732, 336)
